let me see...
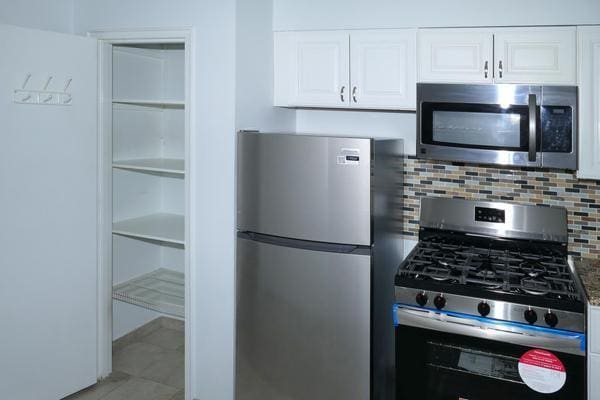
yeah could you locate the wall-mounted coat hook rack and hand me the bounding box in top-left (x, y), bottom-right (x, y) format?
top-left (43, 76), bottom-right (53, 91)
top-left (22, 73), bottom-right (31, 89)
top-left (13, 73), bottom-right (73, 106)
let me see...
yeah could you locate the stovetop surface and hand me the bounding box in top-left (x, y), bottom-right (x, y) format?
top-left (396, 230), bottom-right (584, 312)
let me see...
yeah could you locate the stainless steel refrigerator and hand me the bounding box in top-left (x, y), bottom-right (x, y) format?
top-left (236, 132), bottom-right (403, 400)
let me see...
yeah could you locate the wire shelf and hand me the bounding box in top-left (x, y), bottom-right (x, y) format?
top-left (113, 268), bottom-right (184, 318)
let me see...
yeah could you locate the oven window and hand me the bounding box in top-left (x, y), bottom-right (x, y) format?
top-left (421, 102), bottom-right (534, 151)
top-left (396, 325), bottom-right (585, 400)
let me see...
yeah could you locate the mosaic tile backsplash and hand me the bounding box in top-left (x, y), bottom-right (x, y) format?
top-left (402, 157), bottom-right (600, 257)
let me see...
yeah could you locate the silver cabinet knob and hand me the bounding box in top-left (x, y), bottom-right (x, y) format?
top-left (498, 60), bottom-right (503, 79)
top-left (340, 86), bottom-right (345, 102)
top-left (484, 61), bottom-right (489, 79)
top-left (352, 86), bottom-right (357, 103)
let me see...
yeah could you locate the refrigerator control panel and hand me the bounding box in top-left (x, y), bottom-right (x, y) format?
top-left (337, 148), bottom-right (360, 166)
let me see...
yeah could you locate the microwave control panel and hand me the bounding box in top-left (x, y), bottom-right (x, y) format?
top-left (541, 106), bottom-right (573, 153)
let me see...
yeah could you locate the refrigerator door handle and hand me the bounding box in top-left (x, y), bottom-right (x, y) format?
top-left (238, 231), bottom-right (371, 255)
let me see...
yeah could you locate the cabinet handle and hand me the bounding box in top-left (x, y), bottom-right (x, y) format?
top-left (484, 61), bottom-right (489, 79)
top-left (352, 86), bottom-right (358, 103)
top-left (340, 86), bottom-right (345, 102)
top-left (498, 60), bottom-right (503, 79)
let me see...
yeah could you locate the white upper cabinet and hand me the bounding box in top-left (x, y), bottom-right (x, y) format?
top-left (418, 29), bottom-right (493, 83)
top-left (350, 30), bottom-right (416, 109)
top-left (494, 27), bottom-right (576, 84)
top-left (275, 31), bottom-right (349, 108)
top-left (275, 29), bottom-right (417, 110)
top-left (418, 27), bottom-right (576, 84)
top-left (578, 26), bottom-right (600, 180)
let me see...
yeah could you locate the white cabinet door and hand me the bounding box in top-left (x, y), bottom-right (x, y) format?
top-left (0, 24), bottom-right (98, 399)
top-left (578, 26), bottom-right (600, 180)
top-left (591, 354), bottom-right (600, 400)
top-left (418, 28), bottom-right (493, 83)
top-left (494, 27), bottom-right (576, 84)
top-left (350, 30), bottom-right (416, 110)
top-left (590, 306), bottom-right (600, 400)
top-left (591, 307), bottom-right (600, 353)
top-left (274, 31), bottom-right (349, 107)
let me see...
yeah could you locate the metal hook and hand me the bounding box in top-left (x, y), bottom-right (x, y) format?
top-left (22, 73), bottom-right (32, 89)
top-left (63, 78), bottom-right (72, 93)
top-left (43, 76), bottom-right (53, 91)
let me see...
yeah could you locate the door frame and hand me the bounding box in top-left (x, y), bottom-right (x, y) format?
top-left (90, 27), bottom-right (195, 400)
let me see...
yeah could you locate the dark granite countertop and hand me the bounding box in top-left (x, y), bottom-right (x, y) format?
top-left (572, 257), bottom-right (600, 307)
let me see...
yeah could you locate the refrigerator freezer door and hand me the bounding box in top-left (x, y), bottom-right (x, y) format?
top-left (238, 132), bottom-right (372, 246)
top-left (0, 24), bottom-right (98, 399)
top-left (236, 236), bottom-right (371, 400)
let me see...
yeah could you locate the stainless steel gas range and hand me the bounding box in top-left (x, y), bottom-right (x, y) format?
top-left (394, 198), bottom-right (586, 400)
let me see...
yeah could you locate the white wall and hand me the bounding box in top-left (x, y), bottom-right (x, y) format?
top-left (236, 0), bottom-right (295, 132)
top-left (0, 0), bottom-right (73, 33)
top-left (274, 0), bottom-right (600, 31)
top-left (296, 110), bottom-right (416, 151)
top-left (274, 0), bottom-right (600, 154)
top-left (73, 1), bottom-right (237, 399)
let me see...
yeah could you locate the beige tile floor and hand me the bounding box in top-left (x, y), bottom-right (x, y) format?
top-left (65, 319), bottom-right (184, 400)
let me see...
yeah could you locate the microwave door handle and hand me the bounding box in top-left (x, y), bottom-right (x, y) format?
top-left (528, 94), bottom-right (537, 162)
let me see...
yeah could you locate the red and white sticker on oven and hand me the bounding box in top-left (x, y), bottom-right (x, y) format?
top-left (518, 349), bottom-right (566, 394)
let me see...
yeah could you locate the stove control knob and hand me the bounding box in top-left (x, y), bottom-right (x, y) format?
top-left (545, 311), bottom-right (559, 328)
top-left (524, 309), bottom-right (538, 325)
top-left (434, 295), bottom-right (446, 310)
top-left (416, 292), bottom-right (428, 307)
top-left (478, 302), bottom-right (491, 317)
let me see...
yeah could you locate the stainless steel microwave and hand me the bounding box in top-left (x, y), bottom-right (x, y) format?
top-left (417, 83), bottom-right (577, 170)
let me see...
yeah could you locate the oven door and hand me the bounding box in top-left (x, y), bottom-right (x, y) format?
top-left (417, 83), bottom-right (542, 167)
top-left (394, 305), bottom-right (586, 400)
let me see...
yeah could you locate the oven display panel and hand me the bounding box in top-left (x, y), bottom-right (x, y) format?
top-left (475, 207), bottom-right (506, 224)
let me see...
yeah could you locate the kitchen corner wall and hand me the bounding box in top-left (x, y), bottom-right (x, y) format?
top-left (236, 0), bottom-right (296, 132)
top-left (402, 157), bottom-right (600, 257)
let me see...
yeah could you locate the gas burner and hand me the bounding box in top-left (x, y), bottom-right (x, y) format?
top-left (473, 258), bottom-right (497, 279)
top-left (463, 259), bottom-right (504, 289)
top-left (431, 251), bottom-right (462, 266)
top-left (419, 264), bottom-right (454, 281)
top-left (476, 267), bottom-right (496, 279)
top-left (521, 277), bottom-right (552, 296)
top-left (519, 259), bottom-right (548, 278)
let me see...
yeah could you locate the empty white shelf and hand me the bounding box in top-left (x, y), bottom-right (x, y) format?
top-left (113, 158), bottom-right (185, 175)
top-left (112, 99), bottom-right (184, 108)
top-left (113, 268), bottom-right (184, 318)
top-left (113, 213), bottom-right (185, 245)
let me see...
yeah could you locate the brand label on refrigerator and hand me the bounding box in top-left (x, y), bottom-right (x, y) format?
top-left (337, 148), bottom-right (360, 166)
top-left (518, 349), bottom-right (566, 394)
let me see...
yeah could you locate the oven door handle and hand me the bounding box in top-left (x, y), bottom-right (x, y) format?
top-left (394, 305), bottom-right (585, 356)
top-left (528, 93), bottom-right (538, 163)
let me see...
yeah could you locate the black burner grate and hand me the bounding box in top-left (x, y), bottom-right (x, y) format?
top-left (398, 239), bottom-right (580, 302)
